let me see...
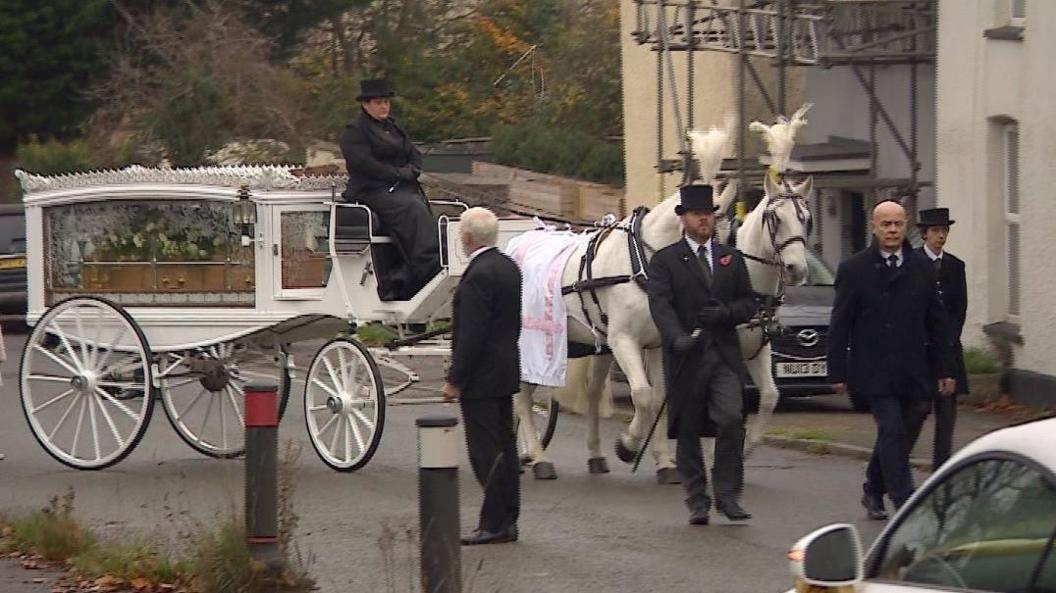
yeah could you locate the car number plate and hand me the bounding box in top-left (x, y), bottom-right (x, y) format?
top-left (0, 256), bottom-right (25, 270)
top-left (775, 361), bottom-right (827, 378)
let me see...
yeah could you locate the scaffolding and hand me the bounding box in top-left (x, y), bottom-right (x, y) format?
top-left (631, 0), bottom-right (936, 206)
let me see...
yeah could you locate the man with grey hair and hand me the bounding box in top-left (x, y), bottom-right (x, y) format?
top-left (443, 207), bottom-right (523, 545)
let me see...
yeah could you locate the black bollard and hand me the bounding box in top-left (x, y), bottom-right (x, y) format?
top-left (417, 414), bottom-right (461, 593)
top-left (244, 382), bottom-right (284, 572)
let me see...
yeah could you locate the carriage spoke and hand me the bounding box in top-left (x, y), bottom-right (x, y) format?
top-left (218, 388), bottom-right (228, 450)
top-left (71, 393), bottom-right (88, 459)
top-left (161, 376), bottom-right (200, 390)
top-left (31, 388), bottom-right (76, 414)
top-left (323, 357), bottom-right (343, 395)
top-left (96, 380), bottom-right (146, 390)
top-left (350, 408), bottom-right (375, 432)
top-left (197, 392), bottom-right (216, 445)
top-left (159, 354), bottom-right (187, 378)
top-left (32, 343), bottom-right (80, 377)
top-left (88, 393), bottom-right (102, 460)
top-left (337, 348), bottom-right (350, 391)
top-left (328, 413), bottom-right (343, 454)
top-left (224, 385), bottom-right (245, 427)
top-left (93, 390), bottom-right (125, 448)
top-left (316, 413), bottom-right (339, 438)
top-left (49, 321), bottom-right (85, 370)
top-left (310, 377), bottom-right (340, 400)
top-left (94, 327), bottom-right (127, 374)
top-left (348, 413), bottom-right (367, 452)
top-left (344, 416), bottom-right (354, 462)
top-left (178, 388), bottom-right (206, 420)
top-left (89, 307), bottom-right (104, 369)
top-left (72, 308), bottom-right (91, 370)
top-left (46, 391), bottom-right (82, 441)
top-left (95, 387), bottom-right (140, 421)
top-left (28, 373), bottom-right (73, 384)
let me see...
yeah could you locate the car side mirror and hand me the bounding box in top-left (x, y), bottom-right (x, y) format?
top-left (789, 523), bottom-right (863, 587)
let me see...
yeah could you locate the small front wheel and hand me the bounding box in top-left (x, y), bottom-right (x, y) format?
top-left (304, 338), bottom-right (385, 471)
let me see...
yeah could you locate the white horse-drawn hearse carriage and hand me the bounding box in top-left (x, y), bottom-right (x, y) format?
top-left (14, 165), bottom-right (548, 471)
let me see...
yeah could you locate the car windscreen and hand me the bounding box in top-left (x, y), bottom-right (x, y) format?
top-left (804, 249), bottom-right (835, 286)
top-left (0, 213), bottom-right (27, 255)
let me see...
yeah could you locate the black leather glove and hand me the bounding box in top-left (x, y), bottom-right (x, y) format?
top-left (697, 302), bottom-right (732, 327)
top-left (672, 334), bottom-right (698, 353)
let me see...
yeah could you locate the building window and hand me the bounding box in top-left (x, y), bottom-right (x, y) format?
top-left (1010, 0), bottom-right (1026, 26)
top-left (1004, 124), bottom-right (1021, 318)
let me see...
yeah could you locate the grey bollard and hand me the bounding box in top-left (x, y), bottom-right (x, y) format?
top-left (244, 382), bottom-right (284, 572)
top-left (417, 414), bottom-right (461, 593)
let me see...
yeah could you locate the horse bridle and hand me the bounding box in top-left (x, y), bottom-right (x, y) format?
top-left (740, 181), bottom-right (812, 279)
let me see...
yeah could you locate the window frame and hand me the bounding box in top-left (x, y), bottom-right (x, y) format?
top-left (1004, 123), bottom-right (1021, 321)
top-left (865, 449), bottom-right (1056, 592)
top-left (1009, 0), bottom-right (1026, 27)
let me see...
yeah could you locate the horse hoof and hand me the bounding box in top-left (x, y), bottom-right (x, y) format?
top-left (614, 438), bottom-right (637, 464)
top-left (532, 462), bottom-right (557, 480)
top-left (587, 457), bottom-right (610, 474)
top-left (656, 467), bottom-right (682, 485)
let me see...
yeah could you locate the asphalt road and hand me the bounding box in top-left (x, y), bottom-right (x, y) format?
top-left (0, 330), bottom-right (889, 593)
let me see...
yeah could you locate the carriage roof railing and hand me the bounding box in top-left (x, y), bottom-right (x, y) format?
top-left (15, 165), bottom-right (349, 197)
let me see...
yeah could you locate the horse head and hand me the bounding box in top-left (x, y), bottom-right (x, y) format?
top-left (753, 171), bottom-right (813, 285)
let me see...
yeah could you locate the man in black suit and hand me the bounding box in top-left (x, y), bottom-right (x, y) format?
top-left (339, 79), bottom-right (440, 300)
top-left (916, 208), bottom-right (968, 470)
top-left (828, 200), bottom-right (955, 521)
top-left (648, 184), bottom-right (759, 526)
top-left (442, 207), bottom-right (522, 545)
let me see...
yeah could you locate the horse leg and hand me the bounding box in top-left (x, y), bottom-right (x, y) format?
top-left (608, 336), bottom-right (654, 466)
top-left (514, 382), bottom-right (557, 480)
top-left (585, 353), bottom-right (613, 474)
top-left (744, 343), bottom-right (778, 456)
top-left (645, 346), bottom-right (680, 484)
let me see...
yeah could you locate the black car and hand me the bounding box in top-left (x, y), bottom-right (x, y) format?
top-left (0, 204), bottom-right (27, 316)
top-left (746, 249), bottom-right (868, 411)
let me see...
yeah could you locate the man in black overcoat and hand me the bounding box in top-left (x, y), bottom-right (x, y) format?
top-left (915, 207), bottom-right (968, 470)
top-left (442, 207), bottom-right (523, 545)
top-left (648, 184), bottom-right (759, 525)
top-left (827, 200), bottom-right (956, 521)
top-left (339, 79), bottom-right (440, 300)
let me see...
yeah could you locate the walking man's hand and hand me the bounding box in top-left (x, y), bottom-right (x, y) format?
top-left (831, 382), bottom-right (847, 395)
top-left (938, 377), bottom-right (956, 397)
top-left (442, 382), bottom-right (461, 403)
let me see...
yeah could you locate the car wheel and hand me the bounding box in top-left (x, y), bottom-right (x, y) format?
top-left (849, 391), bottom-right (871, 413)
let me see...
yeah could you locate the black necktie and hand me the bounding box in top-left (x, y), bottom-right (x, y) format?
top-left (933, 256), bottom-right (942, 274)
top-left (887, 254), bottom-right (899, 269)
top-left (698, 245), bottom-right (713, 286)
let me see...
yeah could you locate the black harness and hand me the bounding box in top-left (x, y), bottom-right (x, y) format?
top-left (561, 206), bottom-right (656, 335)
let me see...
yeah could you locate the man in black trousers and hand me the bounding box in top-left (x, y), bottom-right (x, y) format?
top-left (916, 208), bottom-right (968, 471)
top-left (442, 207), bottom-right (522, 545)
top-left (828, 200), bottom-right (956, 521)
top-left (648, 184), bottom-right (759, 526)
top-left (339, 78), bottom-right (440, 300)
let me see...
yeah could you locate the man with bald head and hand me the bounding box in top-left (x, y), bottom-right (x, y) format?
top-left (827, 199), bottom-right (955, 520)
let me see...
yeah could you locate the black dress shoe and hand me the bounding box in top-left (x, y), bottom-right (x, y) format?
top-left (461, 526), bottom-right (517, 546)
top-left (688, 507), bottom-right (710, 526)
top-left (715, 500), bottom-right (752, 521)
top-left (861, 494), bottom-right (889, 521)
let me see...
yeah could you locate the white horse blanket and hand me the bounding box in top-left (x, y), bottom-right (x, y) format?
top-left (504, 228), bottom-right (590, 386)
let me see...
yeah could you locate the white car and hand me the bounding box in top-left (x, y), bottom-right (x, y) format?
top-left (786, 416), bottom-right (1056, 593)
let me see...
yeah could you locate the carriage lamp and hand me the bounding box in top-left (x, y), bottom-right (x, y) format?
top-left (235, 184), bottom-right (257, 246)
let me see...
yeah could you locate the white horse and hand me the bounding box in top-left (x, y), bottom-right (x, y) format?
top-left (514, 107), bottom-right (814, 481)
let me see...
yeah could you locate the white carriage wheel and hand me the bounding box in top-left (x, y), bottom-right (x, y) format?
top-left (160, 344), bottom-right (290, 459)
top-left (304, 337), bottom-right (385, 471)
top-left (515, 392), bottom-right (560, 460)
top-left (19, 296), bottom-right (154, 470)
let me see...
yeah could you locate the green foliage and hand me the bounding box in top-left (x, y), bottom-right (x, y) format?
top-left (0, 0), bottom-right (113, 151)
top-left (965, 347), bottom-right (1001, 375)
top-left (15, 137), bottom-right (95, 175)
top-left (72, 541), bottom-right (192, 586)
top-left (357, 323), bottom-right (398, 346)
top-left (492, 123), bottom-right (623, 185)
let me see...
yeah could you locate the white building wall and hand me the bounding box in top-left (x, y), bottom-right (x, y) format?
top-left (937, 0), bottom-right (1056, 383)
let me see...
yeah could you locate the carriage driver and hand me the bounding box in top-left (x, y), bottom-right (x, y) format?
top-left (647, 184), bottom-right (759, 525)
top-left (339, 78), bottom-right (440, 301)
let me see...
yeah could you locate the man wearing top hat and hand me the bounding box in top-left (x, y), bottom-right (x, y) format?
top-left (647, 184), bottom-right (759, 525)
top-left (339, 79), bottom-right (440, 301)
top-left (915, 207), bottom-right (968, 470)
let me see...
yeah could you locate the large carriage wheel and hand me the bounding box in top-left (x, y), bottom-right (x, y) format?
top-left (515, 391), bottom-right (559, 460)
top-left (160, 343), bottom-right (290, 458)
top-left (304, 337), bottom-right (385, 471)
top-left (20, 296), bottom-right (154, 470)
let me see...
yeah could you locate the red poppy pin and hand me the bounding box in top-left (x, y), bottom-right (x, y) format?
top-left (719, 254), bottom-right (733, 267)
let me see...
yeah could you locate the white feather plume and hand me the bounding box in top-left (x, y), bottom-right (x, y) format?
top-left (749, 103), bottom-right (813, 174)
top-left (686, 115), bottom-right (734, 183)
